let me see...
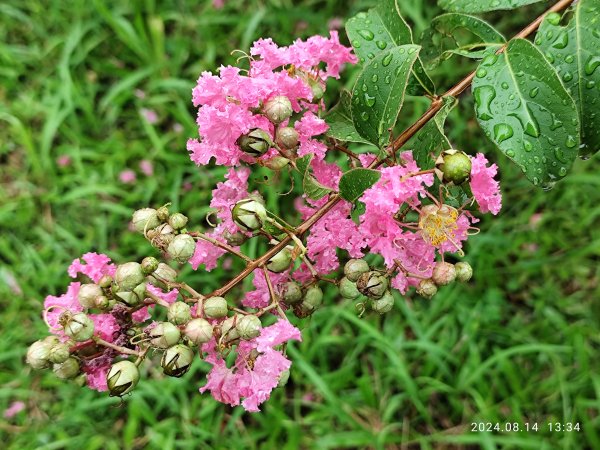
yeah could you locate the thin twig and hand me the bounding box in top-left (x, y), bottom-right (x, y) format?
top-left (92, 336), bottom-right (140, 356)
top-left (189, 231), bottom-right (253, 263)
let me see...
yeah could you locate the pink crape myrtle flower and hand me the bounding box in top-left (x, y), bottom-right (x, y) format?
top-left (243, 268), bottom-right (290, 309)
top-left (4, 401), bottom-right (26, 419)
top-left (140, 108), bottom-right (158, 124)
top-left (68, 252), bottom-right (116, 283)
top-left (139, 159), bottom-right (154, 176)
top-left (119, 170), bottom-right (136, 184)
top-left (294, 112), bottom-right (329, 160)
top-left (43, 282), bottom-right (83, 334)
top-left (470, 153), bottom-right (502, 215)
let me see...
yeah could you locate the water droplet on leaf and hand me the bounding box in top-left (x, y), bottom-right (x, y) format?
top-left (494, 123), bottom-right (514, 143)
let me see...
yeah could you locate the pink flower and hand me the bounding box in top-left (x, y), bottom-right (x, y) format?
top-left (211, 167), bottom-right (251, 233)
top-left (68, 252), bottom-right (116, 283)
top-left (295, 112), bottom-right (329, 160)
top-left (189, 228), bottom-right (229, 271)
top-left (57, 154), bottom-right (72, 167)
top-left (43, 282), bottom-right (83, 334)
top-left (469, 153), bottom-right (502, 215)
top-left (119, 170), bottom-right (136, 184)
top-left (81, 355), bottom-right (112, 392)
top-left (243, 269), bottom-right (289, 308)
top-left (212, 0), bottom-right (225, 8)
top-left (141, 108), bottom-right (158, 124)
top-left (89, 313), bottom-right (120, 342)
top-left (4, 401), bottom-right (25, 419)
top-left (139, 159), bottom-right (154, 176)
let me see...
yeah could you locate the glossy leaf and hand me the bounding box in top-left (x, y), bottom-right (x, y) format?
top-left (296, 155), bottom-right (331, 200)
top-left (472, 38), bottom-right (580, 187)
top-left (324, 90), bottom-right (373, 145)
top-left (351, 45), bottom-right (420, 147)
top-left (421, 14), bottom-right (505, 70)
top-left (339, 168), bottom-right (382, 202)
top-left (407, 96), bottom-right (457, 169)
top-left (536, 0), bottom-right (600, 156)
top-left (438, 0), bottom-right (543, 14)
top-left (345, 0), bottom-right (434, 96)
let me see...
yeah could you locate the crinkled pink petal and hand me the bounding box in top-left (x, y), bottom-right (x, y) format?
top-left (243, 269), bottom-right (289, 308)
top-left (89, 313), bottom-right (120, 342)
top-left (43, 282), bottom-right (82, 333)
top-left (68, 252), bottom-right (116, 283)
top-left (470, 153), bottom-right (502, 215)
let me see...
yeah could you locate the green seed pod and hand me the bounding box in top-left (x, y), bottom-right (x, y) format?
top-left (237, 128), bottom-right (273, 156)
top-left (300, 285), bottom-right (323, 314)
top-left (264, 95), bottom-right (293, 124)
top-left (281, 281), bottom-right (303, 305)
top-left (156, 205), bottom-right (170, 221)
top-left (203, 296), bottom-right (228, 319)
top-left (339, 277), bottom-right (360, 300)
top-left (63, 312), bottom-right (95, 342)
top-left (168, 212), bottom-right (188, 230)
top-left (184, 318), bottom-right (214, 346)
top-left (78, 283), bottom-right (103, 309)
top-left (152, 263), bottom-right (178, 285)
top-left (276, 126), bottom-right (299, 150)
top-left (107, 360), bottom-right (140, 397)
top-left (455, 262), bottom-right (473, 283)
top-left (232, 198), bottom-right (268, 232)
top-left (371, 291), bottom-right (394, 314)
top-left (141, 256), bottom-right (159, 275)
top-left (115, 262), bottom-right (145, 292)
top-left (236, 315), bottom-right (262, 340)
top-left (98, 275), bottom-right (113, 288)
top-left (95, 295), bottom-right (109, 310)
top-left (223, 230), bottom-right (248, 246)
top-left (220, 315), bottom-right (241, 342)
top-left (309, 78), bottom-right (325, 101)
top-left (167, 234), bottom-right (196, 264)
top-left (53, 357), bottom-right (80, 379)
top-left (161, 344), bottom-right (194, 377)
top-left (263, 156), bottom-right (290, 170)
top-left (26, 340), bottom-right (52, 369)
top-left (344, 259), bottom-right (370, 282)
top-left (266, 247), bottom-right (292, 273)
top-left (356, 271), bottom-right (389, 299)
top-left (132, 208), bottom-right (161, 233)
top-left (416, 279), bottom-right (438, 299)
top-left (43, 335), bottom-right (60, 346)
top-left (432, 262), bottom-right (457, 286)
top-left (167, 301), bottom-right (192, 325)
top-left (115, 290), bottom-right (142, 307)
top-left (48, 342), bottom-right (71, 364)
top-left (149, 322), bottom-right (181, 349)
top-left (435, 150), bottom-right (472, 185)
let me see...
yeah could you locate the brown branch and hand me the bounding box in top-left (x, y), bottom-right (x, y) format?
top-left (206, 0), bottom-right (574, 299)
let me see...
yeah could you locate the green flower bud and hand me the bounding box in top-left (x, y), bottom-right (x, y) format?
top-left (263, 156), bottom-right (290, 170)
top-left (141, 256), bottom-right (159, 275)
top-left (167, 302), bottom-right (192, 325)
top-left (184, 318), bottom-right (214, 346)
top-left (356, 272), bottom-right (389, 299)
top-left (278, 369), bottom-right (290, 387)
top-left (236, 315), bottom-right (262, 340)
top-left (220, 315), bottom-right (241, 342)
top-left (264, 95), bottom-right (293, 124)
top-left (115, 262), bottom-right (145, 292)
top-left (53, 357), bottom-right (80, 379)
top-left (223, 230), bottom-right (248, 246)
top-left (455, 262), bottom-right (473, 283)
top-left (168, 213), bottom-right (188, 230)
top-left (309, 78), bottom-right (325, 101)
top-left (149, 322), bottom-right (181, 348)
top-left (232, 198), bottom-right (267, 232)
top-left (203, 297), bottom-right (228, 319)
top-left (132, 208), bottom-right (161, 233)
top-left (300, 285), bottom-right (323, 314)
top-left (133, 282), bottom-right (147, 303)
top-left (339, 277), bottom-right (360, 300)
top-left (98, 275), bottom-right (113, 289)
top-left (237, 128), bottom-right (273, 156)
top-left (267, 247), bottom-right (292, 273)
top-left (435, 150), bottom-right (472, 185)
top-left (43, 335), bottom-right (60, 346)
top-left (167, 234), bottom-right (196, 264)
top-left (26, 340), bottom-right (52, 369)
top-left (48, 342), bottom-right (71, 364)
top-left (153, 263), bottom-right (177, 283)
top-left (276, 127), bottom-right (299, 150)
top-left (432, 262), bottom-right (456, 286)
top-left (281, 281), bottom-right (303, 305)
top-left (95, 295), bottom-right (109, 309)
top-left (107, 360), bottom-right (140, 397)
top-left (156, 205), bottom-right (170, 221)
top-left (344, 259), bottom-right (370, 282)
top-left (161, 344), bottom-right (194, 377)
top-left (147, 223), bottom-right (175, 245)
top-left (371, 291), bottom-right (394, 314)
top-left (416, 279), bottom-right (438, 299)
top-left (63, 312), bottom-right (95, 342)
top-left (78, 283), bottom-right (103, 309)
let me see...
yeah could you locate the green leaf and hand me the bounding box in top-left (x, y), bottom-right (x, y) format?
top-left (438, 0), bottom-right (543, 14)
top-left (351, 45), bottom-right (420, 147)
top-left (472, 38), bottom-right (580, 187)
top-left (339, 168), bottom-right (382, 202)
top-left (421, 14), bottom-right (505, 70)
top-left (407, 96), bottom-right (457, 169)
top-left (324, 90), bottom-right (374, 145)
top-left (295, 155), bottom-right (331, 200)
top-left (345, 0), bottom-right (434, 96)
top-left (536, 0), bottom-right (600, 156)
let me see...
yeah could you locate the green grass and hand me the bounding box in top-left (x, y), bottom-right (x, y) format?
top-left (1, 0), bottom-right (599, 448)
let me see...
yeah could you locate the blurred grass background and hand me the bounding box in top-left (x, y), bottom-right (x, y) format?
top-left (1, 0), bottom-right (599, 448)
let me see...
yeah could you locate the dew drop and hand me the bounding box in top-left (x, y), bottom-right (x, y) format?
top-left (554, 147), bottom-right (568, 163)
top-left (382, 53), bottom-right (393, 67)
top-left (584, 55), bottom-right (600, 75)
top-left (533, 176), bottom-right (539, 185)
top-left (384, 75), bottom-right (391, 84)
top-left (360, 111), bottom-right (369, 121)
top-left (562, 71), bottom-right (573, 82)
top-left (367, 53), bottom-right (375, 59)
top-left (352, 40), bottom-right (361, 49)
top-left (358, 30), bottom-right (375, 41)
top-left (473, 85), bottom-right (496, 121)
top-left (501, 82), bottom-right (509, 89)
top-left (550, 114), bottom-right (563, 131)
top-left (552, 33), bottom-right (568, 49)
top-left (494, 123), bottom-right (514, 143)
top-left (371, 74), bottom-right (379, 83)
top-left (559, 167), bottom-right (567, 176)
top-left (529, 87), bottom-right (539, 98)
top-left (545, 52), bottom-right (555, 63)
top-left (565, 135), bottom-right (577, 148)
top-left (506, 149), bottom-right (516, 157)
top-left (586, 80), bottom-right (596, 89)
top-left (376, 40), bottom-right (387, 50)
top-left (564, 54), bottom-right (574, 63)
top-left (481, 54), bottom-right (498, 66)
top-left (524, 140), bottom-right (533, 152)
top-left (362, 83), bottom-right (368, 92)
top-left (408, 47), bottom-right (416, 54)
top-left (545, 30), bottom-right (554, 40)
top-left (546, 12), bottom-right (561, 25)
top-left (476, 68), bottom-right (487, 78)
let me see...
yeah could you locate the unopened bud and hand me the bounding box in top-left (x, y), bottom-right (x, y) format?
top-left (98, 275), bottom-right (113, 288)
top-left (281, 281), bottom-right (303, 305)
top-left (309, 78), bottom-right (325, 101)
top-left (153, 263), bottom-right (177, 283)
top-left (236, 315), bottom-right (262, 340)
top-left (95, 295), bottom-right (109, 309)
top-left (63, 312), bottom-right (95, 342)
top-left (115, 290), bottom-right (142, 307)
top-left (167, 302), bottom-right (192, 325)
top-left (416, 279), bottom-right (438, 299)
top-left (107, 360), bottom-right (140, 396)
top-left (264, 95), bottom-right (293, 124)
top-left (339, 277), bottom-right (360, 299)
top-left (115, 262), bottom-right (145, 291)
top-left (455, 262), bottom-right (473, 282)
top-left (203, 296), bottom-right (228, 319)
top-left (78, 283), bottom-right (103, 309)
top-left (276, 127), bottom-right (299, 150)
top-left (141, 256), bottom-right (159, 275)
top-left (167, 234), bottom-right (196, 264)
top-left (184, 318), bottom-right (214, 346)
top-left (263, 156), bottom-right (290, 170)
top-left (167, 213), bottom-right (188, 230)
top-left (132, 208), bottom-right (161, 233)
top-left (435, 150), bottom-right (472, 185)
top-left (237, 128), bottom-right (273, 156)
top-left (48, 342), bottom-right (71, 364)
top-left (432, 261), bottom-right (456, 286)
top-left (26, 340), bottom-right (52, 369)
top-left (149, 322), bottom-right (181, 348)
top-left (223, 230), bottom-right (248, 246)
top-left (156, 205), bottom-right (170, 221)
top-left (267, 247), bottom-right (292, 273)
top-left (220, 315), bottom-right (241, 342)
top-left (371, 291), bottom-right (394, 314)
top-left (53, 357), bottom-right (80, 379)
top-left (344, 259), bottom-right (370, 282)
top-left (356, 272), bottom-right (389, 299)
top-left (300, 285), bottom-right (323, 313)
top-left (232, 198), bottom-right (267, 232)
top-left (161, 344), bottom-right (194, 377)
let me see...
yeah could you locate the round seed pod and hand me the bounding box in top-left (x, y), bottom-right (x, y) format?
top-left (455, 262), bottom-right (473, 283)
top-left (237, 128), bottom-right (272, 156)
top-left (167, 302), bottom-right (192, 325)
top-left (266, 247), bottom-right (292, 273)
top-left (203, 297), bottom-right (228, 319)
top-left (184, 318), bottom-right (214, 346)
top-left (356, 272), bottom-right (389, 299)
top-left (98, 275), bottom-right (113, 288)
top-left (156, 205), bottom-right (170, 222)
top-left (416, 279), bottom-right (438, 299)
top-left (149, 322), bottom-right (181, 349)
top-left (115, 262), bottom-right (145, 292)
top-left (371, 291), bottom-right (394, 314)
top-left (48, 342), bottom-right (71, 364)
top-left (263, 95), bottom-right (293, 124)
top-left (106, 360), bottom-right (140, 397)
top-left (431, 262), bottom-right (457, 286)
top-left (300, 285), bottom-right (323, 314)
top-left (53, 357), bottom-right (80, 379)
top-left (232, 199), bottom-right (267, 232)
top-left (63, 312), bottom-right (95, 342)
top-left (26, 340), bottom-right (52, 369)
top-left (220, 315), bottom-right (241, 342)
top-left (281, 281), bottom-right (303, 305)
top-left (344, 259), bottom-right (370, 282)
top-left (141, 257), bottom-right (159, 275)
top-left (132, 208), bottom-right (161, 234)
top-left (276, 127), bottom-right (299, 150)
top-left (236, 315), bottom-right (262, 340)
top-left (339, 277), bottom-right (360, 300)
top-left (167, 234), bottom-right (196, 264)
top-left (78, 283), bottom-right (103, 309)
top-left (223, 230), bottom-right (248, 246)
top-left (168, 213), bottom-right (188, 230)
top-left (435, 150), bottom-right (472, 185)
top-left (161, 344), bottom-right (194, 377)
